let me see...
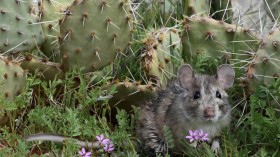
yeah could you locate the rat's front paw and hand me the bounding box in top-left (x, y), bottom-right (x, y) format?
top-left (211, 140), bottom-right (221, 154)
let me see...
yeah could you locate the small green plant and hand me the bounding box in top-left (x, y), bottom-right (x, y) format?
top-left (234, 78), bottom-right (280, 156)
top-left (163, 126), bottom-right (175, 151)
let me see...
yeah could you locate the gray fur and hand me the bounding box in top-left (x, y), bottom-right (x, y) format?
top-left (137, 64), bottom-right (234, 156)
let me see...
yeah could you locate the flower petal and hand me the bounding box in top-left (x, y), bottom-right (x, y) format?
top-left (78, 151), bottom-right (83, 155)
top-left (85, 152), bottom-right (92, 155)
top-left (102, 138), bottom-right (110, 145)
top-left (189, 130), bottom-right (193, 135)
top-left (203, 137), bottom-right (209, 141)
top-left (100, 134), bottom-right (104, 140)
top-left (82, 148), bottom-right (86, 154)
top-left (193, 130), bottom-right (198, 136)
top-left (185, 135), bottom-right (193, 139)
top-left (96, 135), bottom-right (100, 141)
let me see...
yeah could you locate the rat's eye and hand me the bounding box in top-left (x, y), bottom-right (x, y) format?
top-left (193, 91), bottom-right (200, 99)
top-left (216, 91), bottom-right (221, 99)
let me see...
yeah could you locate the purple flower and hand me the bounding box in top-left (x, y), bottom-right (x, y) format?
top-left (185, 130), bottom-right (199, 142)
top-left (104, 142), bottom-right (114, 153)
top-left (186, 129), bottom-right (209, 143)
top-left (96, 134), bottom-right (115, 153)
top-left (96, 134), bottom-right (110, 145)
top-left (198, 129), bottom-right (209, 141)
top-left (78, 148), bottom-right (92, 157)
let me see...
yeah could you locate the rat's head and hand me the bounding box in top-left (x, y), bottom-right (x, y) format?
top-left (177, 64), bottom-right (235, 123)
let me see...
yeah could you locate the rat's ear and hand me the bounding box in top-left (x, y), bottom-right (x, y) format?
top-left (217, 64), bottom-right (235, 89)
top-left (177, 64), bottom-right (194, 89)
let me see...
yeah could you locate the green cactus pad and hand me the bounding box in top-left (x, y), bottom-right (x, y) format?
top-left (20, 55), bottom-right (64, 81)
top-left (39, 0), bottom-right (72, 62)
top-left (0, 0), bottom-right (45, 54)
top-left (142, 28), bottom-right (182, 89)
top-left (102, 80), bottom-right (157, 111)
top-left (182, 16), bottom-right (260, 67)
top-left (0, 56), bottom-right (26, 127)
top-left (0, 56), bottom-right (26, 100)
top-left (245, 29), bottom-right (280, 91)
top-left (59, 0), bottom-right (133, 73)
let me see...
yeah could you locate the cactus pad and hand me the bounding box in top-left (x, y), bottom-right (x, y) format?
top-left (141, 28), bottom-right (182, 89)
top-left (59, 0), bottom-right (133, 73)
top-left (20, 55), bottom-right (64, 81)
top-left (245, 29), bottom-right (280, 91)
top-left (0, 56), bottom-right (26, 100)
top-left (182, 16), bottom-right (260, 67)
top-left (102, 80), bottom-right (157, 111)
top-left (39, 0), bottom-right (72, 62)
top-left (0, 0), bottom-right (44, 54)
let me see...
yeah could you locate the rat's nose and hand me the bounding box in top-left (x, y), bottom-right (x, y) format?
top-left (204, 107), bottom-right (215, 118)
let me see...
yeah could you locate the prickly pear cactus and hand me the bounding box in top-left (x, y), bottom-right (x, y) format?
top-left (141, 28), bottom-right (182, 89)
top-left (20, 55), bottom-right (64, 81)
top-left (0, 57), bottom-right (26, 100)
top-left (39, 0), bottom-right (72, 62)
top-left (59, 0), bottom-right (133, 73)
top-left (182, 16), bottom-right (260, 67)
top-left (102, 79), bottom-right (157, 111)
top-left (245, 29), bottom-right (280, 91)
top-left (0, 0), bottom-right (45, 54)
top-left (0, 56), bottom-right (26, 127)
